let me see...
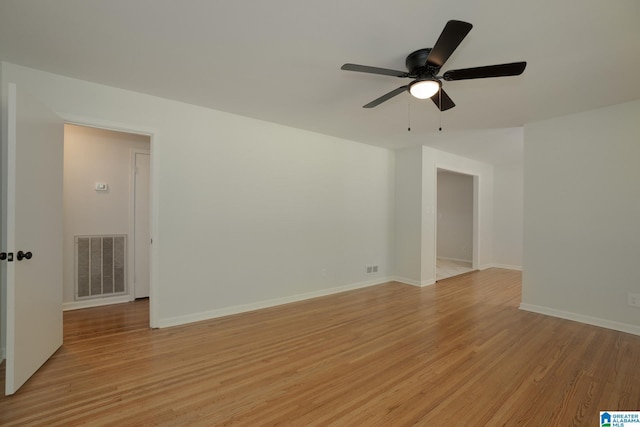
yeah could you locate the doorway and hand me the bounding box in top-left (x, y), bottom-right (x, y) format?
top-left (436, 169), bottom-right (476, 280)
top-left (63, 124), bottom-right (151, 312)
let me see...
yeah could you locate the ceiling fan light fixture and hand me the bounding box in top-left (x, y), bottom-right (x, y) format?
top-left (409, 79), bottom-right (441, 99)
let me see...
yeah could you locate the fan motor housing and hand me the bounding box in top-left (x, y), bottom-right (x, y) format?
top-left (406, 48), bottom-right (433, 76)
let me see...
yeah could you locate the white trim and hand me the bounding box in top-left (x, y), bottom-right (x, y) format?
top-left (421, 278), bottom-right (436, 287)
top-left (472, 174), bottom-right (479, 270)
top-left (0, 346), bottom-right (5, 362)
top-left (519, 303), bottom-right (640, 336)
top-left (63, 295), bottom-right (133, 311)
top-left (477, 263), bottom-right (522, 271)
top-left (157, 277), bottom-right (392, 328)
top-left (392, 276), bottom-right (436, 287)
top-left (60, 114), bottom-right (157, 138)
top-left (434, 166), bottom-right (480, 277)
top-left (392, 276), bottom-right (421, 287)
top-left (437, 256), bottom-right (473, 263)
top-left (129, 148), bottom-right (150, 300)
top-left (491, 263), bottom-right (522, 271)
top-left (6, 83), bottom-right (17, 391)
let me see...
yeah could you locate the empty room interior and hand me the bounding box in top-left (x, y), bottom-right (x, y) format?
top-left (1, 1), bottom-right (639, 425)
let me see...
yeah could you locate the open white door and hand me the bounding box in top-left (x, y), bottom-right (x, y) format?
top-left (1, 83), bottom-right (64, 395)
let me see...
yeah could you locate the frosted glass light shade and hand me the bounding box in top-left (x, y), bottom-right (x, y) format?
top-left (409, 79), bottom-right (441, 99)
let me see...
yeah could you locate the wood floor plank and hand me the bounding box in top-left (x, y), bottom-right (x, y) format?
top-left (1, 269), bottom-right (639, 426)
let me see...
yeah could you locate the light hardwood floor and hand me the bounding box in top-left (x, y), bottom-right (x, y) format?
top-left (1, 269), bottom-right (639, 426)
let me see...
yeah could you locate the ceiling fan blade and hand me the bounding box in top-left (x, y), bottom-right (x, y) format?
top-left (363, 86), bottom-right (408, 108)
top-left (341, 63), bottom-right (409, 78)
top-left (431, 88), bottom-right (455, 111)
top-left (426, 20), bottom-right (473, 69)
top-left (443, 61), bottom-right (527, 81)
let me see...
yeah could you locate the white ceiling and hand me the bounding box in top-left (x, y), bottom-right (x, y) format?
top-left (1, 0), bottom-right (638, 164)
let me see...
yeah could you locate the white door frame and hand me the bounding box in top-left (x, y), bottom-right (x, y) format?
top-left (60, 114), bottom-right (158, 328)
top-left (130, 148), bottom-right (150, 299)
top-left (434, 167), bottom-right (479, 273)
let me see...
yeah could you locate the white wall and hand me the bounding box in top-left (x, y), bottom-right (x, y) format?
top-left (393, 147), bottom-right (423, 285)
top-left (493, 161), bottom-right (523, 269)
top-left (437, 170), bottom-right (473, 262)
top-left (63, 124), bottom-right (150, 306)
top-left (522, 99), bottom-right (640, 333)
top-left (1, 62), bottom-right (394, 327)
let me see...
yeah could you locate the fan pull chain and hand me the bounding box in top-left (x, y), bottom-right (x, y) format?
top-left (407, 102), bottom-right (411, 132)
top-left (438, 90), bottom-right (443, 132)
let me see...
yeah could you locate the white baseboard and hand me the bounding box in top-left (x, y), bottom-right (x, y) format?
top-left (437, 256), bottom-right (472, 263)
top-left (391, 276), bottom-right (420, 286)
top-left (491, 263), bottom-right (523, 271)
top-left (519, 303), bottom-right (640, 336)
top-left (157, 277), bottom-right (393, 328)
top-left (63, 295), bottom-right (133, 311)
top-left (421, 278), bottom-right (436, 287)
top-left (391, 276), bottom-right (436, 287)
top-left (477, 263), bottom-right (522, 271)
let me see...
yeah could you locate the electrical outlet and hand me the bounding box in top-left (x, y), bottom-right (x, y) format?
top-left (629, 292), bottom-right (640, 307)
top-left (366, 266), bottom-right (372, 274)
top-left (372, 265), bottom-right (378, 273)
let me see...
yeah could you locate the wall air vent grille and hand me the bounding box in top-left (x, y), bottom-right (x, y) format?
top-left (75, 235), bottom-right (127, 300)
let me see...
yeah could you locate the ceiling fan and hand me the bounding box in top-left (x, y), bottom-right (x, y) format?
top-left (341, 20), bottom-right (526, 111)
